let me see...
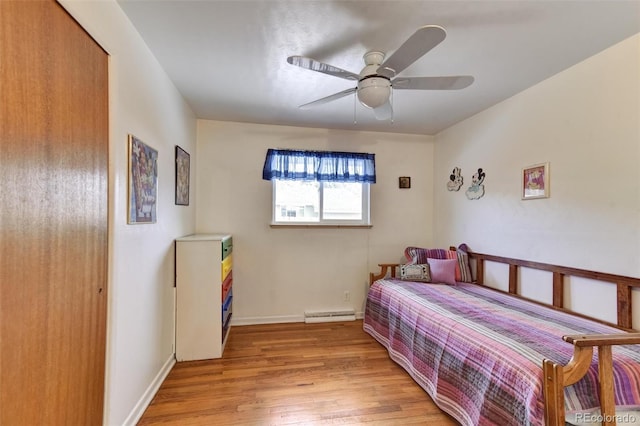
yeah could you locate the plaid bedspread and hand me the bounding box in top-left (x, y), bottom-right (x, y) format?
top-left (363, 279), bottom-right (640, 425)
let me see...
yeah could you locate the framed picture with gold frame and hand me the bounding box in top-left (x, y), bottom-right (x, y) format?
top-left (522, 162), bottom-right (549, 200)
top-left (128, 134), bottom-right (158, 223)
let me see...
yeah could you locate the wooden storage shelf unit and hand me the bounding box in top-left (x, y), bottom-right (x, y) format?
top-left (176, 233), bottom-right (233, 361)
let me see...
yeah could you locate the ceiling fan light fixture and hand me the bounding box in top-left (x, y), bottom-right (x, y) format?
top-left (357, 77), bottom-right (391, 109)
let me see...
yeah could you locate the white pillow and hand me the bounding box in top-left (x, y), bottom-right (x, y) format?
top-left (399, 263), bottom-right (431, 282)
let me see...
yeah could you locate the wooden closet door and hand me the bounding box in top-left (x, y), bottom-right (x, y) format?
top-left (0, 1), bottom-right (108, 424)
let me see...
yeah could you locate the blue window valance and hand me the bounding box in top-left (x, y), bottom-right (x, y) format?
top-left (262, 149), bottom-right (376, 183)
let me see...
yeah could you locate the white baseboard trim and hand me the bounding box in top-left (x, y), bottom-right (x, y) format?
top-left (231, 314), bottom-right (303, 325)
top-left (122, 353), bottom-right (175, 426)
top-left (232, 312), bottom-right (364, 326)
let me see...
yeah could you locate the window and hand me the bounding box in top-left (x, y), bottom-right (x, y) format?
top-left (273, 180), bottom-right (370, 224)
top-left (263, 149), bottom-right (375, 226)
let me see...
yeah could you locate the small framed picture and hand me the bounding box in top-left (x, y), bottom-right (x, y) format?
top-left (399, 176), bottom-right (411, 189)
top-left (175, 145), bottom-right (190, 206)
top-left (128, 134), bottom-right (158, 223)
top-left (522, 162), bottom-right (549, 200)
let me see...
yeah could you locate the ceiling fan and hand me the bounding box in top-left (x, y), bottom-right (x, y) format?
top-left (287, 25), bottom-right (474, 120)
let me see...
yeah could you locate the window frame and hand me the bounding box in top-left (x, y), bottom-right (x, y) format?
top-left (270, 179), bottom-right (371, 227)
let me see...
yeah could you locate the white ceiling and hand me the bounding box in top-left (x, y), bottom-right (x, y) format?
top-left (117, 0), bottom-right (640, 136)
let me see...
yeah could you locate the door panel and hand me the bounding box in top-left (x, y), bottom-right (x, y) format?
top-left (0, 1), bottom-right (108, 424)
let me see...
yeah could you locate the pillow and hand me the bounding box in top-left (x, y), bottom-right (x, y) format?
top-left (404, 246), bottom-right (447, 264)
top-left (399, 263), bottom-right (431, 282)
top-left (427, 258), bottom-right (458, 285)
top-left (453, 244), bottom-right (474, 282)
top-left (404, 244), bottom-right (474, 283)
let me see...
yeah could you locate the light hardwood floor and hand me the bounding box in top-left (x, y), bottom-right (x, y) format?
top-left (138, 320), bottom-right (458, 425)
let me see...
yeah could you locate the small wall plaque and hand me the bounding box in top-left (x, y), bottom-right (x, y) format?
top-left (399, 176), bottom-right (411, 189)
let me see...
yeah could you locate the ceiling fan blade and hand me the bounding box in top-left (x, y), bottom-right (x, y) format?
top-left (392, 76), bottom-right (474, 90)
top-left (287, 56), bottom-right (360, 81)
top-left (377, 25), bottom-right (446, 79)
top-left (299, 87), bottom-right (357, 109)
top-left (372, 101), bottom-right (393, 120)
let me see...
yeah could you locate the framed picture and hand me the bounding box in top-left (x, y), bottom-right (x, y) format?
top-left (399, 176), bottom-right (411, 189)
top-left (128, 134), bottom-right (158, 223)
top-left (175, 145), bottom-right (190, 206)
top-left (522, 162), bottom-right (549, 200)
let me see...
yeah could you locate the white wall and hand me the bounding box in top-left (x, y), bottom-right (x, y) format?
top-left (434, 34), bottom-right (640, 327)
top-left (196, 121), bottom-right (433, 323)
top-left (58, 1), bottom-right (197, 425)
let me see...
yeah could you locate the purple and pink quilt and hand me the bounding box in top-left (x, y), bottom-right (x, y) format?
top-left (363, 279), bottom-right (640, 425)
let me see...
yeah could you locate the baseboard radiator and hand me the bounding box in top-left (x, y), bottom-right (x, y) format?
top-left (304, 309), bottom-right (356, 323)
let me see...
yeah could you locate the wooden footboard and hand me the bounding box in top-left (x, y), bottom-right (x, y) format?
top-left (544, 333), bottom-right (640, 426)
top-left (368, 250), bottom-right (640, 426)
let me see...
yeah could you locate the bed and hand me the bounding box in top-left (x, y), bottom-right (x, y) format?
top-left (364, 247), bottom-right (640, 426)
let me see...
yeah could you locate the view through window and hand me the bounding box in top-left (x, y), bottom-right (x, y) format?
top-left (273, 180), bottom-right (369, 225)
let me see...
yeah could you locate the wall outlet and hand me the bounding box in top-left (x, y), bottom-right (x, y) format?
top-left (343, 291), bottom-right (350, 301)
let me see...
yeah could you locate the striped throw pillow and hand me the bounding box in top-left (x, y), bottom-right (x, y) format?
top-left (404, 245), bottom-right (473, 283)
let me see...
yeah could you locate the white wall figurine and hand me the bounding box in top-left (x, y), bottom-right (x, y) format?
top-left (447, 167), bottom-right (463, 191)
top-left (465, 168), bottom-right (486, 200)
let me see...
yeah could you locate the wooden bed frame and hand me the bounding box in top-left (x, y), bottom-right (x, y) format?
top-left (369, 249), bottom-right (640, 426)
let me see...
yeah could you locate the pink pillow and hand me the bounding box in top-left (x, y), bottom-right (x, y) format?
top-left (427, 258), bottom-right (458, 285)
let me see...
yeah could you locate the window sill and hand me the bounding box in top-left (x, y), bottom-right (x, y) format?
top-left (270, 223), bottom-right (372, 229)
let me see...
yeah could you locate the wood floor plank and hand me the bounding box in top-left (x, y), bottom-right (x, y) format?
top-left (138, 320), bottom-right (458, 425)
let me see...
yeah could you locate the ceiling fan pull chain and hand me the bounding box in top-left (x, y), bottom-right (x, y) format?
top-left (353, 91), bottom-right (357, 125)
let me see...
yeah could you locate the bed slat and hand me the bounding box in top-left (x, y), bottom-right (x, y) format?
top-left (508, 264), bottom-right (518, 294)
top-left (617, 283), bottom-right (632, 329)
top-left (552, 272), bottom-right (564, 308)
